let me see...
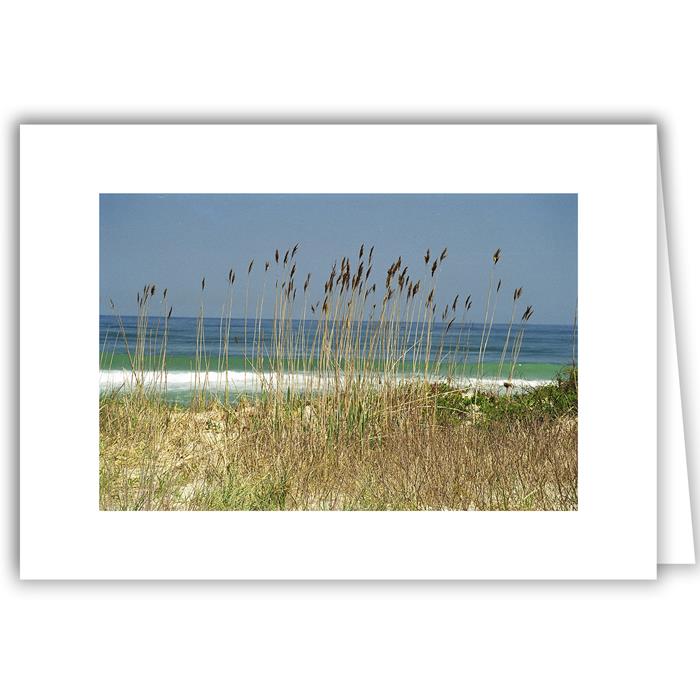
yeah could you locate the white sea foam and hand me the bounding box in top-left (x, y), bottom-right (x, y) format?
top-left (99, 369), bottom-right (551, 395)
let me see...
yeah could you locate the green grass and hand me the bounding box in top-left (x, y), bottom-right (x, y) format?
top-left (431, 366), bottom-right (578, 426)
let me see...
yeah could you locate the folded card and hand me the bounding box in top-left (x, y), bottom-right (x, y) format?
top-left (20, 124), bottom-right (681, 579)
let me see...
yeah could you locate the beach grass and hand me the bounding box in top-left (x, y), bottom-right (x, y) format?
top-left (100, 244), bottom-right (578, 511)
top-left (99, 371), bottom-right (577, 511)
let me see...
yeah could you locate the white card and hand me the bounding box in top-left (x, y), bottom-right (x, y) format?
top-left (658, 160), bottom-right (694, 564)
top-left (20, 124), bottom-right (661, 579)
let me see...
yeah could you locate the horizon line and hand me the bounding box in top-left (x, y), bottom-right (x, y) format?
top-left (99, 313), bottom-right (575, 327)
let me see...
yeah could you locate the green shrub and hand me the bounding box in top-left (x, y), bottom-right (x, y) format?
top-left (431, 365), bottom-right (578, 425)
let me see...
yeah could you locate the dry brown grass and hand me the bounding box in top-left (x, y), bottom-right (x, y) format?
top-left (101, 243), bottom-right (577, 511)
top-left (99, 388), bottom-right (577, 511)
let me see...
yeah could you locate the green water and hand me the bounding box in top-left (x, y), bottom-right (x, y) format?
top-left (99, 352), bottom-right (565, 382)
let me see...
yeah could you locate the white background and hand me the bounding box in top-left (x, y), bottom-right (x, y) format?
top-left (2, 1), bottom-right (698, 698)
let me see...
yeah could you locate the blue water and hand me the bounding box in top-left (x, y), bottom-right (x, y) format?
top-left (100, 315), bottom-right (577, 380)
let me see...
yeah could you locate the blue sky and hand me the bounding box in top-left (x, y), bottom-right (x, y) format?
top-left (100, 193), bottom-right (577, 324)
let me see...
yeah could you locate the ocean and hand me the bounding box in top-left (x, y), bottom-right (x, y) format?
top-left (100, 315), bottom-right (577, 401)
